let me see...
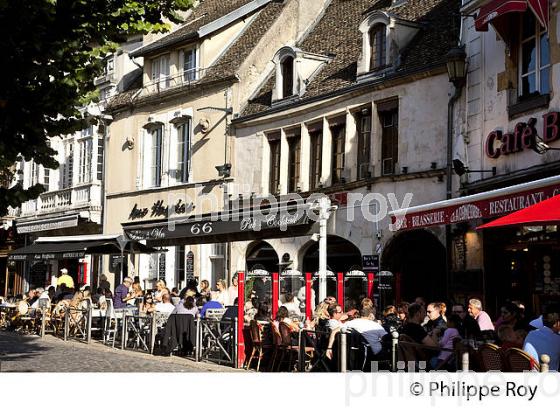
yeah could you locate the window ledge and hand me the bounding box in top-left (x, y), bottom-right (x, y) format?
top-left (508, 93), bottom-right (550, 120)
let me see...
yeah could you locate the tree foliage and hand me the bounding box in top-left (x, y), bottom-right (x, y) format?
top-left (0, 0), bottom-right (193, 216)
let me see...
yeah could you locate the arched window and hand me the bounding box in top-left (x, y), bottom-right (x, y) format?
top-left (369, 24), bottom-right (386, 71)
top-left (281, 56), bottom-right (294, 98)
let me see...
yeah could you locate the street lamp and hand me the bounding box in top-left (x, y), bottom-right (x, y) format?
top-left (310, 197), bottom-right (338, 301)
top-left (531, 135), bottom-right (560, 154)
top-left (446, 46), bottom-right (468, 89)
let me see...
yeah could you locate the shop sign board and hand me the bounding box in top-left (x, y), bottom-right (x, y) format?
top-left (392, 183), bottom-right (560, 231)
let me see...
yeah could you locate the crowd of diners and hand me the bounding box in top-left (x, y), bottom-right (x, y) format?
top-left (2, 269), bottom-right (559, 371)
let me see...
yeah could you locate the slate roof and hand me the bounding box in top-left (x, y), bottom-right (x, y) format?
top-left (130, 0), bottom-right (256, 58)
top-left (107, 0), bottom-right (285, 112)
top-left (241, 0), bottom-right (460, 117)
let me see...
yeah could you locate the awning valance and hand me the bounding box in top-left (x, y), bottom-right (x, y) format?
top-left (390, 175), bottom-right (560, 231)
top-left (477, 194), bottom-right (560, 229)
top-left (122, 204), bottom-right (315, 246)
top-left (475, 0), bottom-right (548, 34)
top-left (8, 234), bottom-right (159, 261)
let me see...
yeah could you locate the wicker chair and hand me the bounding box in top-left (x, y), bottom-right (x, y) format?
top-left (478, 343), bottom-right (505, 371)
top-left (505, 348), bottom-right (540, 372)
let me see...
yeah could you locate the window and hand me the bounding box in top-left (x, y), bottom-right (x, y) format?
top-left (183, 48), bottom-right (197, 82)
top-left (268, 135), bottom-right (281, 194)
top-left (97, 134), bottom-right (104, 181)
top-left (31, 161), bottom-right (40, 186)
top-left (176, 246), bottom-right (185, 286)
top-left (151, 55), bottom-right (170, 90)
top-left (379, 102), bottom-right (398, 176)
top-left (105, 57), bottom-right (114, 75)
top-left (210, 243), bottom-right (225, 287)
top-left (176, 121), bottom-right (191, 183)
top-left (309, 126), bottom-right (323, 190)
top-left (82, 125), bottom-right (93, 138)
top-left (63, 142), bottom-right (73, 188)
top-left (281, 56), bottom-right (294, 98)
top-left (519, 12), bottom-right (550, 98)
top-left (369, 24), bottom-right (386, 71)
top-left (330, 121), bottom-right (346, 184)
top-left (287, 130), bottom-right (301, 192)
top-left (146, 126), bottom-right (163, 187)
top-left (356, 109), bottom-right (372, 179)
top-left (43, 168), bottom-right (50, 191)
top-left (78, 139), bottom-right (92, 184)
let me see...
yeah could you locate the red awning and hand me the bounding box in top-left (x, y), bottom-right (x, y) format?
top-left (475, 0), bottom-right (548, 33)
top-left (477, 193), bottom-right (560, 229)
top-left (475, 0), bottom-right (527, 32)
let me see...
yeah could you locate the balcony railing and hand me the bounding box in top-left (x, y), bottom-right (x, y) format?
top-left (141, 68), bottom-right (206, 96)
top-left (20, 183), bottom-right (101, 216)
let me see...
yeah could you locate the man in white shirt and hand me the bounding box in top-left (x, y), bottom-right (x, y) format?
top-left (326, 304), bottom-right (346, 330)
top-left (327, 307), bottom-right (387, 359)
top-left (340, 307), bottom-right (387, 355)
top-left (524, 307), bottom-right (560, 371)
top-left (155, 294), bottom-right (176, 314)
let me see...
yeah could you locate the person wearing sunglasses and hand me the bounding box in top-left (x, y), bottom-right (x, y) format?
top-left (326, 303), bottom-right (347, 331)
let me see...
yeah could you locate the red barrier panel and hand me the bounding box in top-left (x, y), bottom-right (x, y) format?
top-left (305, 272), bottom-right (312, 321)
top-left (272, 272), bottom-right (279, 318)
top-left (237, 271), bottom-right (245, 368)
top-left (337, 272), bottom-right (344, 306)
top-left (367, 272), bottom-right (374, 299)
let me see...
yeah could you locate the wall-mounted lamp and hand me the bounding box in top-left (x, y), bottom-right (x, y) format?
top-left (531, 135), bottom-right (560, 154)
top-left (215, 163), bottom-right (231, 178)
top-left (453, 159), bottom-right (496, 176)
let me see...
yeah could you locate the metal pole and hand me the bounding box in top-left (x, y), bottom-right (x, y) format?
top-left (318, 197), bottom-right (330, 302)
top-left (233, 317), bottom-right (238, 368)
top-left (150, 313), bottom-right (157, 355)
top-left (461, 351), bottom-right (469, 371)
top-left (391, 331), bottom-right (399, 371)
top-left (121, 311), bottom-right (127, 350)
top-left (120, 249), bottom-right (124, 285)
top-left (40, 307), bottom-right (46, 339)
top-left (340, 330), bottom-right (347, 373)
top-left (63, 308), bottom-right (69, 341)
top-left (86, 301), bottom-right (92, 344)
top-left (195, 317), bottom-right (201, 362)
top-left (297, 329), bottom-right (304, 372)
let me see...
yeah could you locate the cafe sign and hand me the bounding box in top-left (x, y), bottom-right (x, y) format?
top-left (129, 199), bottom-right (195, 220)
top-left (485, 112), bottom-right (559, 158)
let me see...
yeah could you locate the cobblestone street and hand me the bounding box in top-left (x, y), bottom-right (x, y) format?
top-left (0, 330), bottom-right (238, 372)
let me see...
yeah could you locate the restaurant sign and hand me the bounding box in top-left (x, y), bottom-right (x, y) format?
top-left (392, 182), bottom-right (560, 231)
top-left (124, 207), bottom-right (311, 242)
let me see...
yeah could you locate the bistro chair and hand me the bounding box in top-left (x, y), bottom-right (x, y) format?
top-left (397, 334), bottom-right (427, 370)
top-left (103, 299), bottom-right (120, 347)
top-left (478, 343), bottom-right (505, 371)
top-left (505, 348), bottom-right (539, 372)
top-left (245, 320), bottom-right (271, 371)
top-left (268, 320), bottom-right (284, 372)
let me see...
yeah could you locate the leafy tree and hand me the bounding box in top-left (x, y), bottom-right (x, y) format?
top-left (0, 0), bottom-right (193, 216)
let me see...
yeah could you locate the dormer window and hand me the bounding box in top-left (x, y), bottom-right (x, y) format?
top-left (272, 46), bottom-right (331, 104)
top-left (357, 11), bottom-right (420, 80)
top-left (369, 24), bottom-right (386, 71)
top-left (281, 56), bottom-right (294, 98)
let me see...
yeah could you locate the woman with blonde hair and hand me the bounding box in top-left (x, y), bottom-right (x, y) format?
top-left (199, 279), bottom-right (211, 298)
top-left (214, 279), bottom-right (230, 306)
top-left (154, 280), bottom-right (170, 302)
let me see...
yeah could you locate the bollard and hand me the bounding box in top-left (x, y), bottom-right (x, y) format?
top-left (461, 351), bottom-right (469, 371)
top-left (195, 317), bottom-right (200, 362)
top-left (40, 308), bottom-right (46, 339)
top-left (63, 308), bottom-right (69, 341)
top-left (391, 331), bottom-right (399, 372)
top-left (540, 354), bottom-right (550, 373)
top-left (121, 312), bottom-right (128, 350)
top-left (86, 303), bottom-right (93, 344)
top-left (340, 330), bottom-right (347, 373)
top-left (150, 313), bottom-right (157, 355)
top-left (233, 317), bottom-right (238, 369)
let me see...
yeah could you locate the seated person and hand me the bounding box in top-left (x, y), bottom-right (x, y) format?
top-left (424, 302), bottom-right (447, 340)
top-left (382, 305), bottom-right (402, 333)
top-left (497, 324), bottom-right (523, 350)
top-left (401, 303), bottom-right (438, 347)
top-left (155, 293), bottom-right (176, 314)
top-left (141, 293), bottom-right (155, 314)
top-left (431, 314), bottom-right (461, 369)
top-left (280, 293), bottom-right (301, 319)
top-left (326, 307), bottom-right (387, 360)
top-left (172, 296), bottom-right (199, 316)
top-left (199, 295), bottom-right (224, 318)
top-left (273, 306), bottom-right (299, 332)
top-left (326, 304), bottom-right (346, 331)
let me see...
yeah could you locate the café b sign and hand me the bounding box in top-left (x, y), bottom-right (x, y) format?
top-left (485, 112), bottom-right (559, 158)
